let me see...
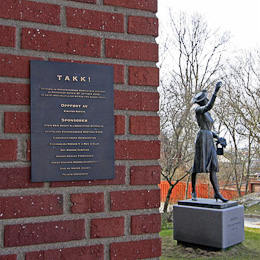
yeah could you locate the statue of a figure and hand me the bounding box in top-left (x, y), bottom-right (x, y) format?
top-left (191, 82), bottom-right (228, 203)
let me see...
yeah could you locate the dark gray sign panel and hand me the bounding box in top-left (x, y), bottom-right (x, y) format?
top-left (30, 60), bottom-right (115, 182)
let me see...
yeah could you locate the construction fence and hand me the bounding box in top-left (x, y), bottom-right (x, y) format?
top-left (159, 181), bottom-right (244, 204)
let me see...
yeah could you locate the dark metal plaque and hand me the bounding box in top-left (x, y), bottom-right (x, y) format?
top-left (30, 60), bottom-right (115, 182)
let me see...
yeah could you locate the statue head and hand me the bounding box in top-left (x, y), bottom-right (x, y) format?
top-left (192, 89), bottom-right (208, 105)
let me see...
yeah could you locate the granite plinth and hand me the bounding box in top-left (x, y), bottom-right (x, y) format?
top-left (178, 198), bottom-right (238, 209)
top-left (173, 199), bottom-right (244, 249)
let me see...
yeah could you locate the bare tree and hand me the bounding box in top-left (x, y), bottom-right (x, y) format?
top-left (215, 49), bottom-right (260, 195)
top-left (158, 11), bottom-right (230, 212)
top-left (229, 51), bottom-right (260, 143)
top-left (214, 97), bottom-right (246, 196)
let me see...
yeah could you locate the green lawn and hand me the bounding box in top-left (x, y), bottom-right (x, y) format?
top-left (160, 228), bottom-right (260, 259)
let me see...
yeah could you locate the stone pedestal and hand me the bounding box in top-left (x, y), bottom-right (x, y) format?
top-left (173, 199), bottom-right (244, 249)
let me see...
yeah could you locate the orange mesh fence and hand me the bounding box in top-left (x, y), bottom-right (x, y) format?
top-left (159, 181), bottom-right (242, 203)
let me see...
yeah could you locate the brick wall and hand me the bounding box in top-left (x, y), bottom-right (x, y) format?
top-left (0, 0), bottom-right (161, 259)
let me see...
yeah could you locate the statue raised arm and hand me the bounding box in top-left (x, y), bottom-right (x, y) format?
top-left (191, 81), bottom-right (228, 203)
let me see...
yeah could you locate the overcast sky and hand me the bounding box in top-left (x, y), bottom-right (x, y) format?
top-left (157, 0), bottom-right (260, 49)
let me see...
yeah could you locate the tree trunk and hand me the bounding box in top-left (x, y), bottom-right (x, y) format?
top-left (245, 135), bottom-right (252, 195)
top-left (233, 143), bottom-right (242, 197)
top-left (185, 174), bottom-right (190, 199)
top-left (163, 185), bottom-right (174, 213)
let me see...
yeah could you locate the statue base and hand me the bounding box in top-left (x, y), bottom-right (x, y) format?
top-left (173, 199), bottom-right (244, 249)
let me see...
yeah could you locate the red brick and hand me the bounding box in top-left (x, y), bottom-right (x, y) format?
top-left (114, 90), bottom-right (159, 111)
top-left (0, 25), bottom-right (15, 47)
top-left (130, 165), bottom-right (161, 185)
top-left (0, 0), bottom-right (60, 25)
top-left (129, 116), bottom-right (160, 135)
top-left (131, 214), bottom-right (161, 234)
top-left (50, 165), bottom-right (125, 187)
top-left (0, 167), bottom-right (43, 189)
top-left (0, 255), bottom-right (16, 260)
top-left (71, 193), bottom-right (104, 213)
top-left (70, 0), bottom-right (97, 3)
top-left (0, 54), bottom-right (43, 78)
top-left (115, 115), bottom-right (125, 135)
top-left (50, 58), bottom-right (124, 84)
top-left (110, 238), bottom-right (161, 260)
top-left (91, 217), bottom-right (124, 238)
top-left (4, 219), bottom-right (85, 247)
top-left (128, 16), bottom-right (158, 36)
top-left (67, 7), bottom-right (124, 33)
top-left (128, 66), bottom-right (159, 86)
top-left (115, 140), bottom-right (160, 160)
top-left (110, 189), bottom-right (160, 211)
top-left (0, 140), bottom-right (17, 161)
top-left (104, 0), bottom-right (157, 12)
top-left (26, 245), bottom-right (104, 260)
top-left (0, 83), bottom-right (29, 105)
top-left (22, 28), bottom-right (101, 57)
top-left (0, 194), bottom-right (63, 219)
top-left (105, 39), bottom-right (158, 61)
top-left (4, 112), bottom-right (30, 133)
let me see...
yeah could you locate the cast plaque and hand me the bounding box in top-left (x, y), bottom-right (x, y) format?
top-left (30, 60), bottom-right (115, 182)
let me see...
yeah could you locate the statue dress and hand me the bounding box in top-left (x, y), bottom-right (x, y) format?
top-left (192, 93), bottom-right (219, 174)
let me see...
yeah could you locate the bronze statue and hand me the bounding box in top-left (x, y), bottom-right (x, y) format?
top-left (191, 82), bottom-right (228, 203)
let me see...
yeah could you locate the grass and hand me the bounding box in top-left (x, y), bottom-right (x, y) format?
top-left (161, 212), bottom-right (173, 230)
top-left (160, 227), bottom-right (260, 259)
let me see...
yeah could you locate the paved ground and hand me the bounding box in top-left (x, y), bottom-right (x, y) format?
top-left (244, 217), bottom-right (260, 228)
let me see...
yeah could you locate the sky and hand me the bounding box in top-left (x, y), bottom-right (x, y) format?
top-left (157, 0), bottom-right (260, 49)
